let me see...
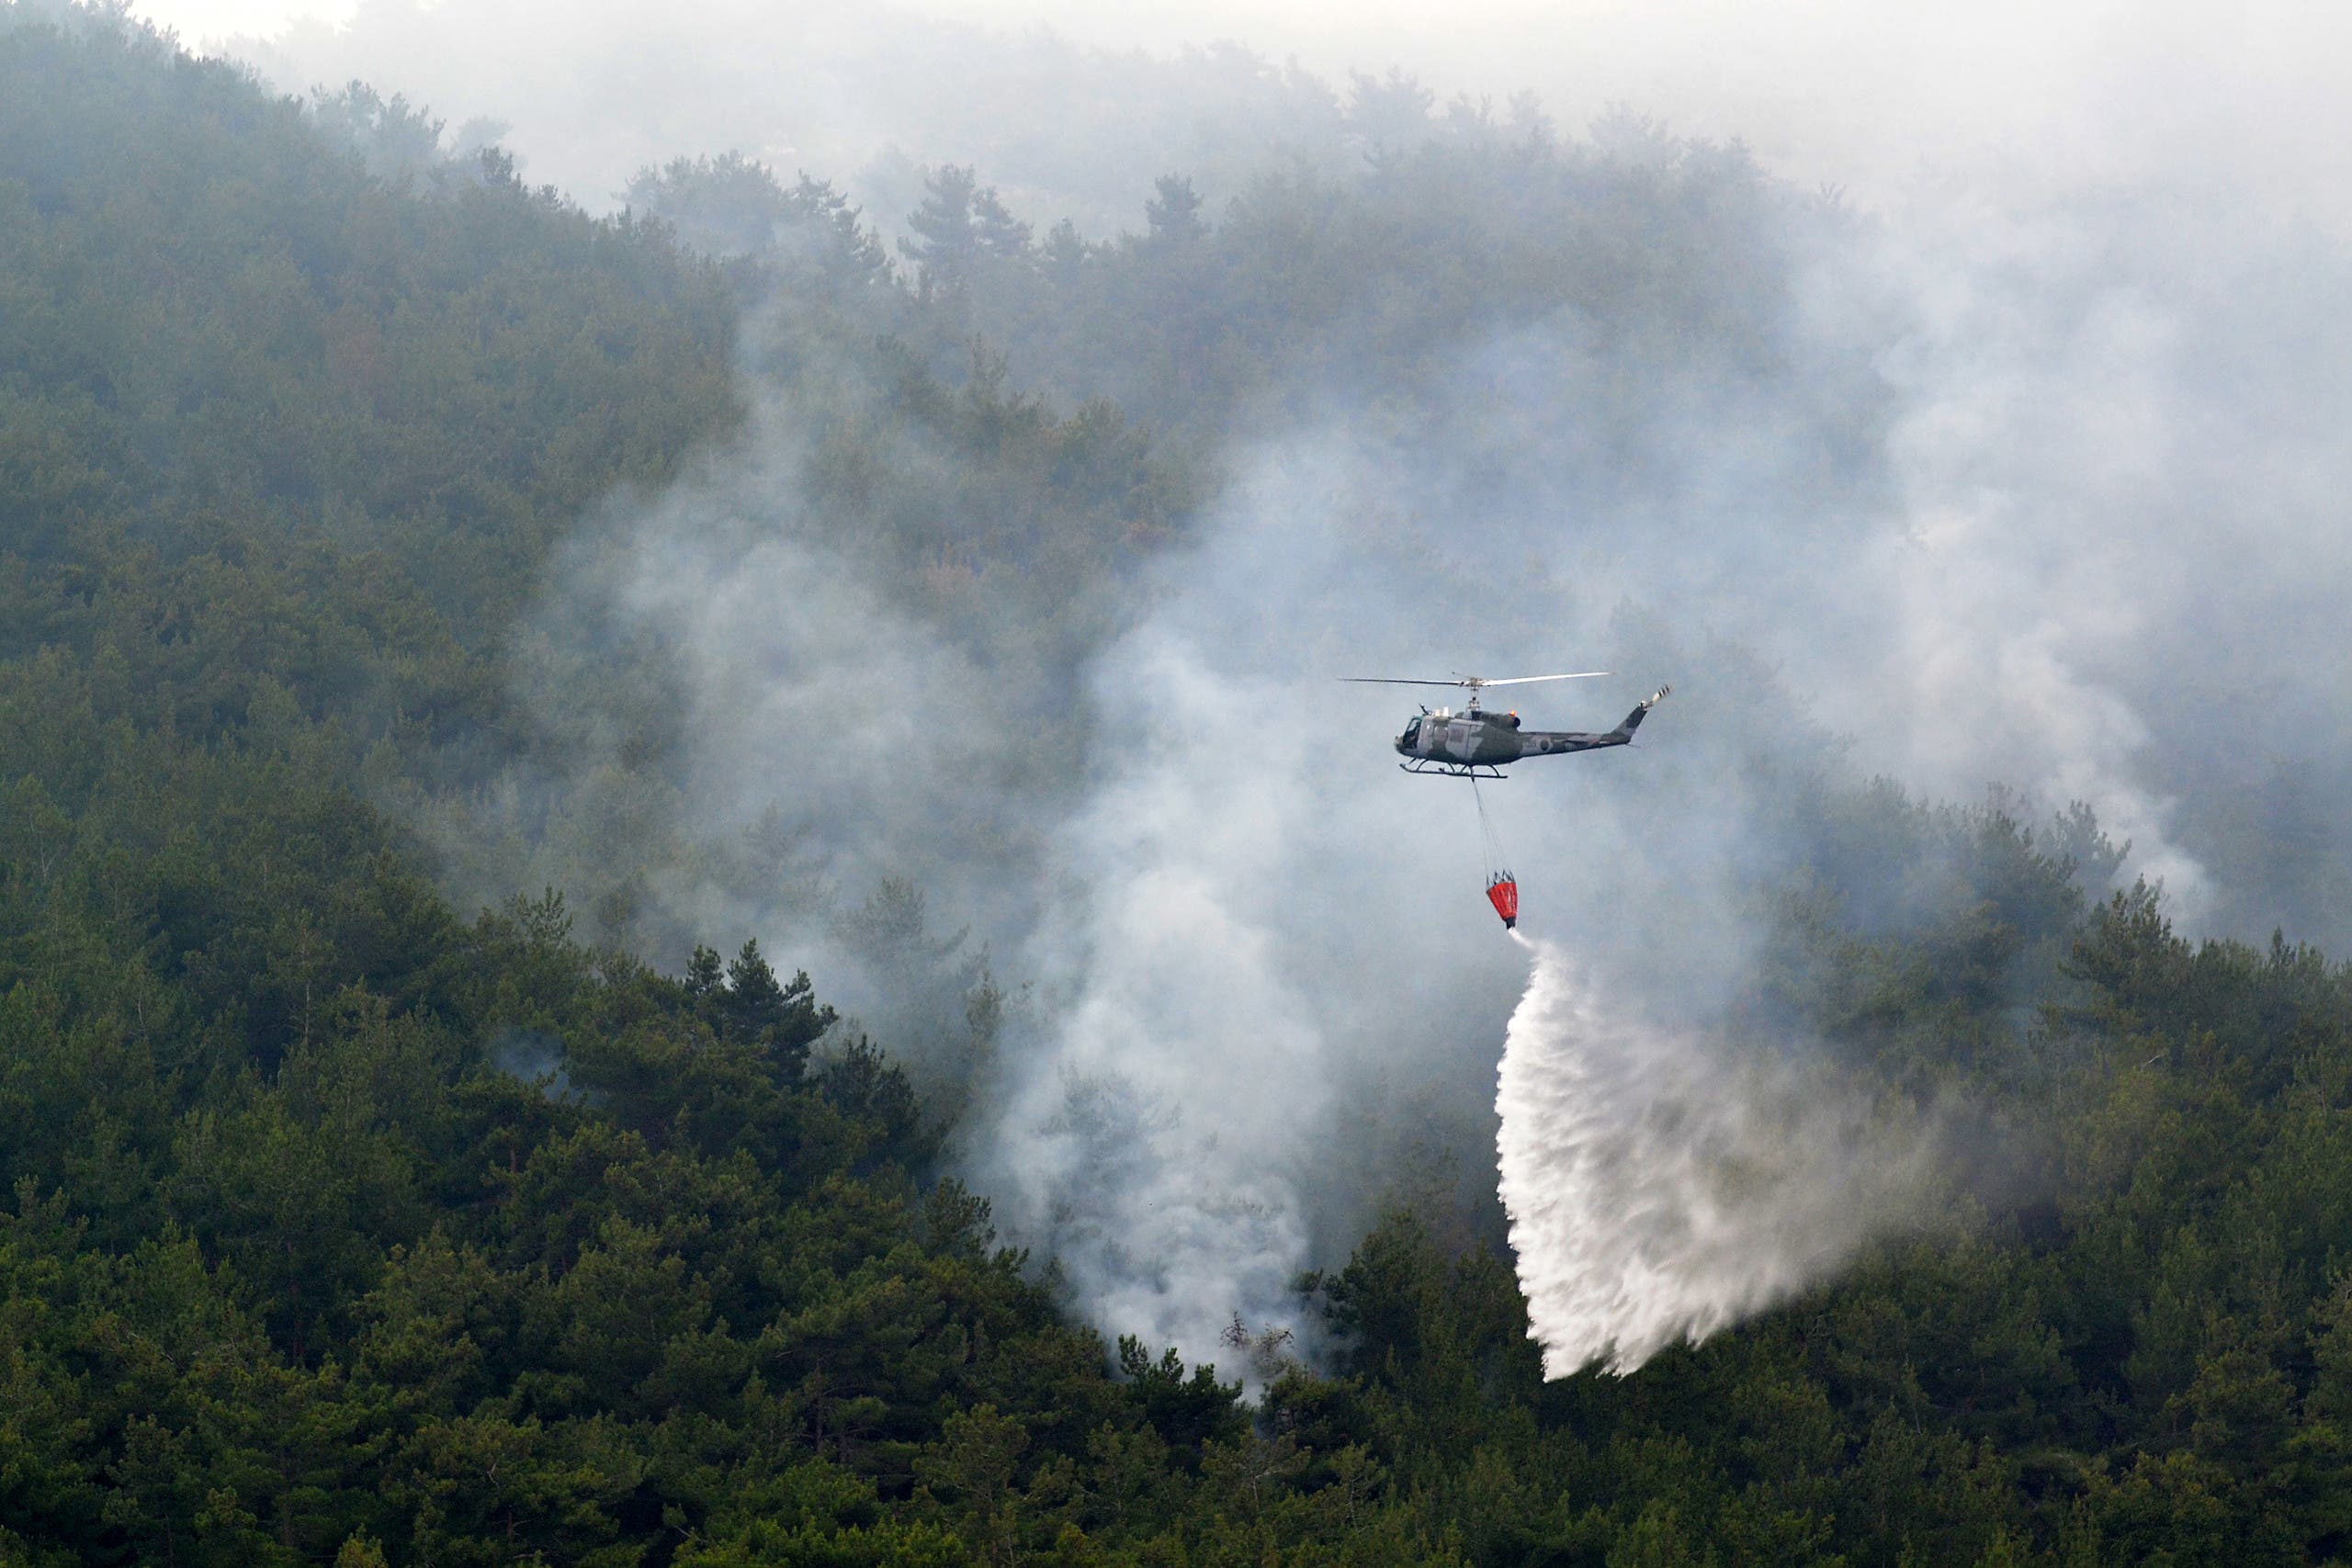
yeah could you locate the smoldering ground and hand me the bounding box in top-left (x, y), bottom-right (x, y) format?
top-left (342, 14), bottom-right (2352, 1373)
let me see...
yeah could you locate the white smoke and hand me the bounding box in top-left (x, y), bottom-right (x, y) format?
top-left (983, 626), bottom-right (1336, 1357)
top-left (311, 0), bottom-right (2352, 1374)
top-left (956, 420), bottom-right (1830, 1368)
top-left (1495, 932), bottom-right (1936, 1376)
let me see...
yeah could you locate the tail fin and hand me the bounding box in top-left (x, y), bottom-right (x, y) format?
top-left (1616, 684), bottom-right (1671, 738)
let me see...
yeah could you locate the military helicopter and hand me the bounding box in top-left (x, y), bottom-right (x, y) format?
top-left (1340, 671), bottom-right (1671, 929)
top-left (1341, 672), bottom-right (1671, 779)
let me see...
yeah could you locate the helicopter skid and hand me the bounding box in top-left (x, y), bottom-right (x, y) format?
top-left (1399, 759), bottom-right (1509, 779)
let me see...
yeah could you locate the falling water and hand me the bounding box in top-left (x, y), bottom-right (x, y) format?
top-left (1495, 932), bottom-right (1933, 1375)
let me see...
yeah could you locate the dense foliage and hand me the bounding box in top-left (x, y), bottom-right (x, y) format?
top-left (8, 9), bottom-right (2352, 1566)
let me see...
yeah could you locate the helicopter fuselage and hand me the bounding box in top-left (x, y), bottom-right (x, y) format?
top-left (1392, 687), bottom-right (1668, 776)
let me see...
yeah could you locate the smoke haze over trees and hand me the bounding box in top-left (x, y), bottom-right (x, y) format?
top-left (7, 0), bottom-right (2352, 1562)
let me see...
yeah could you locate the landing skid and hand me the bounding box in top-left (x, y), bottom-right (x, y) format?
top-left (1400, 759), bottom-right (1509, 779)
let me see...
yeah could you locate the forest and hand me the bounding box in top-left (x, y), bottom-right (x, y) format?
top-left (6, 6), bottom-right (2352, 1565)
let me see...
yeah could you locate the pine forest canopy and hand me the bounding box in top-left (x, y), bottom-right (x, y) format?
top-left (4, 6), bottom-right (2352, 1566)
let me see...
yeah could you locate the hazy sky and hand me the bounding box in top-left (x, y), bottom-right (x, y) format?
top-left (139, 0), bottom-right (2350, 222)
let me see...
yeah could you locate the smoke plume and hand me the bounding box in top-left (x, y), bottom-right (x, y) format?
top-left (228, 0), bottom-right (2352, 1372)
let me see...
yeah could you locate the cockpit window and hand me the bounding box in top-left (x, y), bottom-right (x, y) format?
top-left (1400, 719), bottom-right (1420, 746)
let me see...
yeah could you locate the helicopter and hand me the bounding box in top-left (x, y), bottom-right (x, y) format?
top-left (1342, 672), bottom-right (1672, 779)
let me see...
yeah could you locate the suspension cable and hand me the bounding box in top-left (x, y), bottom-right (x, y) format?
top-left (1468, 771), bottom-right (1509, 878)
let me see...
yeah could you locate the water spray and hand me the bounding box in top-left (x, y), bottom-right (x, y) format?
top-left (1495, 934), bottom-right (1934, 1376)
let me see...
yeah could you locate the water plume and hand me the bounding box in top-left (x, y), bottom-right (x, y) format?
top-left (1495, 932), bottom-right (1934, 1376)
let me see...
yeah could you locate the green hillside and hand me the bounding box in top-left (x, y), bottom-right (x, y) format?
top-left (6, 9), bottom-right (2352, 1567)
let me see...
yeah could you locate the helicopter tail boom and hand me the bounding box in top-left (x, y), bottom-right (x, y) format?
top-left (1510, 687), bottom-right (1672, 759)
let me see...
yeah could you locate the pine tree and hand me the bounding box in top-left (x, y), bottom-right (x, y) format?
top-left (1144, 175), bottom-right (1207, 245)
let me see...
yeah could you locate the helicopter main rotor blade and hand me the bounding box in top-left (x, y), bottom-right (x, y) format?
top-left (1340, 671), bottom-right (1613, 688)
top-left (1456, 671), bottom-right (1612, 686)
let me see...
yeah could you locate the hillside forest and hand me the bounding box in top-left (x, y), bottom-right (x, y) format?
top-left (6, 8), bottom-right (2352, 1565)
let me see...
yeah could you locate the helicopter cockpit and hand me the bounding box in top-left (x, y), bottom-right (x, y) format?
top-left (1399, 708), bottom-right (1518, 742)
